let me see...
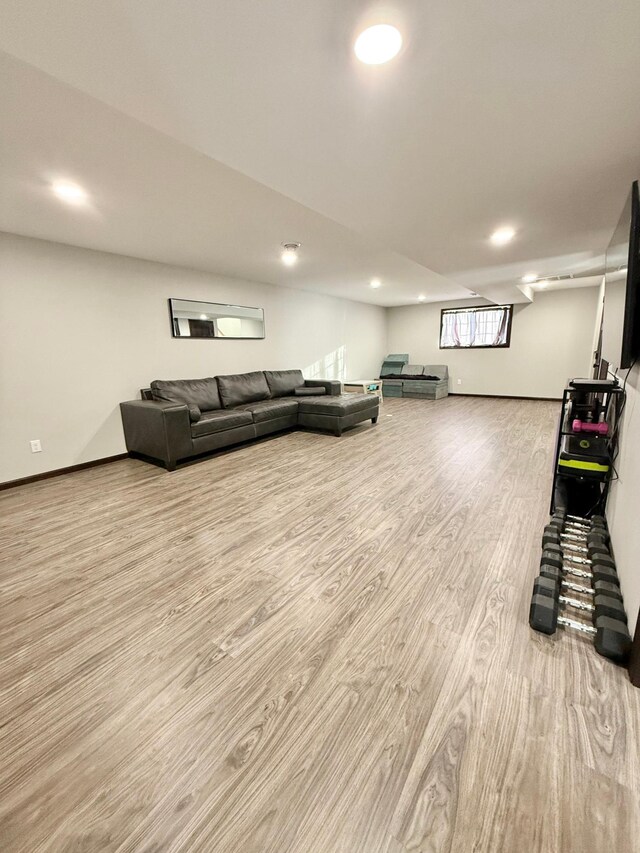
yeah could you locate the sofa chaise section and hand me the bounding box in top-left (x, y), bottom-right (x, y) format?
top-left (120, 369), bottom-right (377, 469)
top-left (297, 394), bottom-right (378, 436)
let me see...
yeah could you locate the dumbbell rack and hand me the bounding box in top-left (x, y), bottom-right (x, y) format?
top-left (549, 380), bottom-right (624, 517)
top-left (529, 511), bottom-right (632, 663)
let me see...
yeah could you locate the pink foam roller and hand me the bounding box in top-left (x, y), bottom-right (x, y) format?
top-left (572, 419), bottom-right (609, 435)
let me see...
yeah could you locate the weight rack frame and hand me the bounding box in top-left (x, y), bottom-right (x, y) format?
top-left (549, 383), bottom-right (625, 516)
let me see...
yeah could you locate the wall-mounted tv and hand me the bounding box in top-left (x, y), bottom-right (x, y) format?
top-left (602, 180), bottom-right (640, 371)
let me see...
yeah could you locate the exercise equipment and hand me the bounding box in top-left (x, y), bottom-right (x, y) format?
top-left (542, 513), bottom-right (612, 557)
top-left (539, 561), bottom-right (623, 601)
top-left (530, 510), bottom-right (630, 663)
top-left (565, 512), bottom-right (607, 527)
top-left (550, 380), bottom-right (624, 517)
top-left (554, 512), bottom-right (607, 530)
top-left (529, 576), bottom-right (631, 662)
top-left (532, 576), bottom-right (626, 623)
top-left (541, 524), bottom-right (607, 550)
top-left (572, 419), bottom-right (609, 436)
top-left (541, 528), bottom-right (610, 562)
top-left (540, 550), bottom-right (618, 582)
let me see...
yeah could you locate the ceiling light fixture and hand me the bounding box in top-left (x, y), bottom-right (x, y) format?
top-left (490, 226), bottom-right (516, 246)
top-left (418, 295), bottom-right (426, 302)
top-left (200, 314), bottom-right (208, 320)
top-left (354, 24), bottom-right (402, 65)
top-left (281, 242), bottom-right (301, 266)
top-left (51, 180), bottom-right (88, 205)
top-left (370, 278), bottom-right (382, 289)
top-left (521, 273), bottom-right (538, 284)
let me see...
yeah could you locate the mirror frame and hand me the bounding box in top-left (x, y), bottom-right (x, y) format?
top-left (168, 298), bottom-right (266, 340)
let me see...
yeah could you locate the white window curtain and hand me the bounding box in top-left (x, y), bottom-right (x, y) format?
top-left (440, 306), bottom-right (510, 348)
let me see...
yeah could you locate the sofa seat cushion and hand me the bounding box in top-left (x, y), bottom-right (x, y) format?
top-left (264, 369), bottom-right (304, 398)
top-left (216, 371), bottom-right (271, 408)
top-left (151, 377), bottom-right (222, 414)
top-left (297, 393), bottom-right (376, 416)
top-left (190, 409), bottom-right (254, 438)
top-left (402, 378), bottom-right (446, 391)
top-left (236, 398), bottom-right (299, 422)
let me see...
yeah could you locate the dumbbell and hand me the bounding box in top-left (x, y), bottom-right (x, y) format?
top-left (541, 527), bottom-right (610, 562)
top-left (540, 550), bottom-right (619, 585)
top-left (566, 513), bottom-right (608, 531)
top-left (541, 542), bottom-right (616, 572)
top-left (543, 520), bottom-right (608, 546)
top-left (533, 576), bottom-right (626, 623)
top-left (539, 561), bottom-right (623, 601)
top-left (531, 574), bottom-right (628, 632)
top-left (529, 577), bottom-right (631, 662)
top-left (549, 515), bottom-right (607, 538)
top-left (572, 419), bottom-right (609, 435)
top-left (553, 511), bottom-right (608, 533)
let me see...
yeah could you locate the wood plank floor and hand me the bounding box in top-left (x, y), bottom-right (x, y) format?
top-left (1, 396), bottom-right (639, 852)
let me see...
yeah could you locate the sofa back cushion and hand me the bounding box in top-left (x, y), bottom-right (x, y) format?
top-left (264, 369), bottom-right (305, 398)
top-left (150, 377), bottom-right (221, 412)
top-left (401, 364), bottom-right (425, 376)
top-left (216, 371), bottom-right (271, 408)
top-left (423, 364), bottom-right (448, 380)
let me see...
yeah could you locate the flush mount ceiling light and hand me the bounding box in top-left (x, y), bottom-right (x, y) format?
top-left (281, 242), bottom-right (301, 266)
top-left (418, 295), bottom-right (426, 301)
top-left (370, 278), bottom-right (382, 289)
top-left (199, 314), bottom-right (208, 320)
top-left (521, 272), bottom-right (538, 284)
top-left (51, 180), bottom-right (88, 205)
top-left (490, 226), bottom-right (516, 246)
top-left (354, 24), bottom-right (402, 65)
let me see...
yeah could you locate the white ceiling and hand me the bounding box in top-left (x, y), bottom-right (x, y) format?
top-left (1, 0), bottom-right (639, 306)
top-left (0, 52), bottom-right (468, 307)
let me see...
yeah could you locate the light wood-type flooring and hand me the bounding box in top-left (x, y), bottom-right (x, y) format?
top-left (1, 396), bottom-right (639, 852)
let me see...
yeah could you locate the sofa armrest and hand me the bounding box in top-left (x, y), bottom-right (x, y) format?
top-left (304, 379), bottom-right (341, 396)
top-left (119, 400), bottom-right (192, 470)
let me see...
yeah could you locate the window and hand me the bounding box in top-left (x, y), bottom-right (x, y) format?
top-left (439, 305), bottom-right (513, 349)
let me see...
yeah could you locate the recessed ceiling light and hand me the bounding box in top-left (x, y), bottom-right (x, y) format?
top-left (51, 180), bottom-right (88, 205)
top-left (281, 242), bottom-right (301, 266)
top-left (521, 273), bottom-right (538, 284)
top-left (490, 226), bottom-right (516, 246)
top-left (354, 24), bottom-right (402, 65)
top-left (418, 295), bottom-right (426, 302)
top-left (536, 280), bottom-right (549, 289)
top-left (370, 278), bottom-right (382, 289)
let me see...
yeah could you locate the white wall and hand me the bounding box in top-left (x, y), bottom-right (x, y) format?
top-left (387, 287), bottom-right (599, 399)
top-left (0, 233), bottom-right (386, 483)
top-left (580, 280), bottom-right (640, 637)
top-left (602, 365), bottom-right (640, 638)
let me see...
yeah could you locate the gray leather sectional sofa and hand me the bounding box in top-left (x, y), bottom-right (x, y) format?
top-left (120, 369), bottom-right (378, 470)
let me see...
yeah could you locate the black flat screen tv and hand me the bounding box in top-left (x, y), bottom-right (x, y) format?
top-left (602, 180), bottom-right (640, 371)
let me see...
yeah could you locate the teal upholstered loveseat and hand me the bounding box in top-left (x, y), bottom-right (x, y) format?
top-left (382, 363), bottom-right (449, 400)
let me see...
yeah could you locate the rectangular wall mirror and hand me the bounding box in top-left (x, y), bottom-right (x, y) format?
top-left (169, 298), bottom-right (265, 339)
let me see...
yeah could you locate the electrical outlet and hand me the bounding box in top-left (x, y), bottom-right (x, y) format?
top-left (457, 379), bottom-right (462, 385)
top-left (30, 439), bottom-right (42, 453)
